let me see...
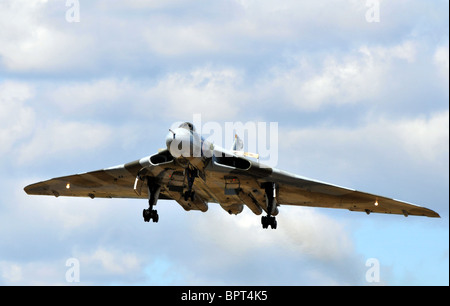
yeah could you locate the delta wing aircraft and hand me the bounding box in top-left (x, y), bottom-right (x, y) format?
top-left (24, 122), bottom-right (440, 229)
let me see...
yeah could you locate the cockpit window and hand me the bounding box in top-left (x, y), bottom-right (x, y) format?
top-left (178, 122), bottom-right (196, 131)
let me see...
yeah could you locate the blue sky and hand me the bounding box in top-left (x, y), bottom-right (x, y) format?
top-left (0, 0), bottom-right (448, 285)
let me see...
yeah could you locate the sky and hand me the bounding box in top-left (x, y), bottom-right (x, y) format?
top-left (0, 0), bottom-right (448, 286)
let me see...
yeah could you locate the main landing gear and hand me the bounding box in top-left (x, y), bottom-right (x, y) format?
top-left (261, 182), bottom-right (277, 229)
top-left (143, 178), bottom-right (160, 223)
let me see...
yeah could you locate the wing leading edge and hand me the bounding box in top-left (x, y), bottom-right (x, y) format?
top-left (266, 168), bottom-right (440, 218)
top-left (24, 159), bottom-right (171, 200)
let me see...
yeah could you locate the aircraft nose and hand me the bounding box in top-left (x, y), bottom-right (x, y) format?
top-left (166, 128), bottom-right (188, 157)
top-left (165, 130), bottom-right (175, 151)
top-left (166, 128), bottom-right (197, 158)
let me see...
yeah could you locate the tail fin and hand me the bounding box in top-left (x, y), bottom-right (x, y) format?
top-left (231, 134), bottom-right (259, 160)
top-left (231, 134), bottom-right (244, 151)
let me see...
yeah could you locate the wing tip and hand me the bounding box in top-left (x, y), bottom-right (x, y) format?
top-left (414, 208), bottom-right (440, 218)
top-left (428, 211), bottom-right (441, 218)
top-left (23, 184), bottom-right (33, 195)
top-left (417, 206), bottom-right (440, 218)
top-left (24, 182), bottom-right (49, 196)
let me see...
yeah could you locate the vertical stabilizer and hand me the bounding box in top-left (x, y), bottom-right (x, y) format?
top-left (231, 134), bottom-right (244, 151)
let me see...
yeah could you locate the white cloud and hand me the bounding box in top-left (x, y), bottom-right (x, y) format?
top-left (147, 67), bottom-right (247, 120)
top-left (0, 0), bottom-right (93, 72)
top-left (280, 110), bottom-right (449, 183)
top-left (0, 82), bottom-right (35, 158)
top-left (278, 208), bottom-right (354, 262)
top-left (190, 206), bottom-right (358, 280)
top-left (297, 53), bottom-right (381, 110)
top-left (100, 0), bottom-right (196, 10)
top-left (0, 262), bottom-right (23, 284)
top-left (434, 41), bottom-right (450, 86)
top-left (4, 183), bottom-right (108, 235)
top-left (163, 206), bottom-right (363, 285)
top-left (261, 40), bottom-right (424, 111)
top-left (373, 40), bottom-right (418, 63)
top-left (232, 0), bottom-right (369, 39)
top-left (42, 70), bottom-right (247, 121)
top-left (16, 120), bottom-right (113, 165)
top-left (100, 0), bottom-right (384, 60)
top-left (395, 110), bottom-right (449, 164)
top-left (78, 247), bottom-right (142, 276)
top-left (47, 78), bottom-right (135, 114)
top-left (143, 24), bottom-right (218, 57)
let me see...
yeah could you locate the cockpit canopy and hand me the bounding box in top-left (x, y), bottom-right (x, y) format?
top-left (178, 122), bottom-right (196, 132)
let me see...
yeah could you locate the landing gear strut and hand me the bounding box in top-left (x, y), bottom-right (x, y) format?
top-left (261, 182), bottom-right (277, 229)
top-left (183, 167), bottom-right (197, 201)
top-left (143, 177), bottom-right (160, 223)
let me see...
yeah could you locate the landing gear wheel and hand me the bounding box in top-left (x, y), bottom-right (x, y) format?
top-left (143, 209), bottom-right (151, 222)
top-left (270, 218), bottom-right (277, 229)
top-left (143, 208), bottom-right (159, 223)
top-left (261, 216), bottom-right (267, 229)
top-left (152, 210), bottom-right (159, 223)
top-left (261, 215), bottom-right (277, 229)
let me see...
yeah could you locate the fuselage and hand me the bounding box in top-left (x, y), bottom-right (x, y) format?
top-left (165, 122), bottom-right (236, 167)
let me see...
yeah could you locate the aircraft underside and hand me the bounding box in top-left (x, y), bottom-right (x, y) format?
top-left (23, 122), bottom-right (440, 230)
top-left (137, 154), bottom-right (281, 229)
